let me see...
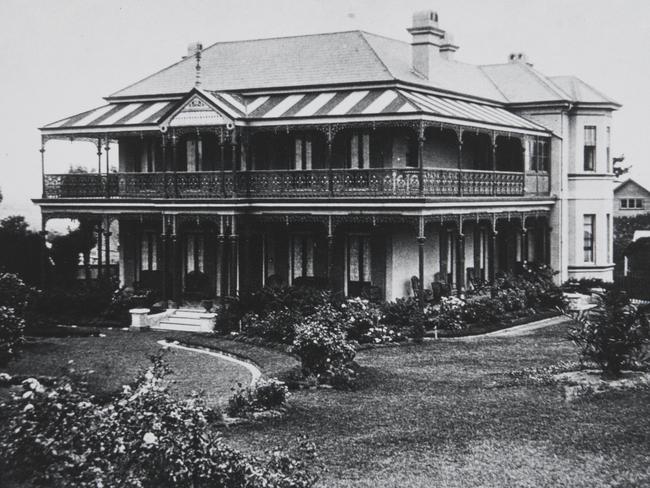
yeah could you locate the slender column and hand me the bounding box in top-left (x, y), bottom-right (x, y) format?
top-left (457, 130), bottom-right (464, 196)
top-left (491, 132), bottom-right (497, 195)
top-left (229, 216), bottom-right (239, 296)
top-left (217, 216), bottom-right (225, 301)
top-left (417, 216), bottom-right (426, 307)
top-left (170, 215), bottom-right (179, 306)
top-left (230, 130), bottom-right (238, 198)
top-left (96, 138), bottom-right (103, 174)
top-left (104, 217), bottom-right (112, 279)
top-left (219, 129), bottom-right (226, 196)
top-left (456, 224), bottom-right (465, 294)
top-left (544, 222), bottom-right (552, 265)
top-left (326, 126), bottom-right (334, 196)
top-left (171, 131), bottom-right (178, 198)
top-left (40, 218), bottom-right (48, 288)
top-left (521, 219), bottom-right (528, 265)
top-left (488, 222), bottom-right (497, 283)
top-left (104, 137), bottom-right (111, 198)
top-left (97, 222), bottom-right (103, 280)
top-left (417, 123), bottom-right (425, 197)
top-left (327, 216), bottom-right (334, 287)
top-left (40, 140), bottom-right (46, 198)
top-left (161, 133), bottom-right (168, 198)
top-left (160, 215), bottom-right (168, 303)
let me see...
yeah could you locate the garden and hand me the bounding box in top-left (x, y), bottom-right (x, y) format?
top-left (1, 259), bottom-right (650, 486)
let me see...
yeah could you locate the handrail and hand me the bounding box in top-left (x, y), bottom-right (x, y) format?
top-left (42, 168), bottom-right (538, 199)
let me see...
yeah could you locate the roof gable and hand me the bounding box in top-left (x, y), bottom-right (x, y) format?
top-left (614, 178), bottom-right (650, 196)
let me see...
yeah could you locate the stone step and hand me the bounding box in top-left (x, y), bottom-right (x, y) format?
top-left (165, 316), bottom-right (205, 326)
top-left (152, 321), bottom-right (202, 332)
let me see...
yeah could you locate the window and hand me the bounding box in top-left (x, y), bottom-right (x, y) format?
top-left (291, 235), bottom-right (314, 279)
top-left (348, 235), bottom-right (371, 282)
top-left (583, 215), bottom-right (595, 263)
top-left (293, 136), bottom-right (312, 170)
top-left (620, 198), bottom-right (644, 209)
top-left (185, 234), bottom-right (205, 273)
top-left (531, 138), bottom-right (550, 172)
top-left (583, 126), bottom-right (596, 171)
top-left (348, 132), bottom-right (370, 169)
top-left (140, 233), bottom-right (158, 271)
top-left (186, 139), bottom-right (203, 172)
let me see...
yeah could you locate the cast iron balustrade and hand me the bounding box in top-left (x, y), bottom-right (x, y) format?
top-left (42, 168), bottom-right (537, 200)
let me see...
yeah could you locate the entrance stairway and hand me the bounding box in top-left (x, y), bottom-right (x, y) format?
top-left (149, 308), bottom-right (217, 333)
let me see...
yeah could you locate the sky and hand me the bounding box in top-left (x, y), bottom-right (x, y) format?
top-left (1, 0), bottom-right (649, 228)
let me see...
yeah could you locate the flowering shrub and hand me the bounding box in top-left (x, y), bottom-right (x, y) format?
top-left (340, 297), bottom-right (383, 341)
top-left (227, 377), bottom-right (289, 417)
top-left (430, 296), bottom-right (467, 331)
top-left (0, 273), bottom-right (36, 315)
top-left (0, 358), bottom-right (318, 487)
top-left (291, 306), bottom-right (357, 387)
top-left (568, 291), bottom-right (650, 378)
top-left (241, 307), bottom-right (303, 344)
top-left (0, 306), bottom-right (25, 365)
top-left (360, 325), bottom-right (404, 344)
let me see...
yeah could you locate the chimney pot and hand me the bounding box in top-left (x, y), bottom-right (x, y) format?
top-left (508, 52), bottom-right (532, 67)
top-left (440, 32), bottom-right (459, 60)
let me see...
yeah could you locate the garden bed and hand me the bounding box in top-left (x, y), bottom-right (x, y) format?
top-left (432, 309), bottom-right (561, 338)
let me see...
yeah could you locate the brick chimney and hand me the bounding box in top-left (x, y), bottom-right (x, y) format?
top-left (407, 10), bottom-right (446, 78)
top-left (440, 32), bottom-right (459, 61)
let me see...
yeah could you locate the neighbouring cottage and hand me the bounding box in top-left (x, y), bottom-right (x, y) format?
top-left (614, 178), bottom-right (650, 217)
top-left (35, 10), bottom-right (619, 307)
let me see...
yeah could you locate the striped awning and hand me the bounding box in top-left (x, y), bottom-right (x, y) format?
top-left (42, 87), bottom-right (548, 136)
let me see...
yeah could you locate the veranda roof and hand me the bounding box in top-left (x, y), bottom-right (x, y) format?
top-left (41, 87), bottom-right (550, 138)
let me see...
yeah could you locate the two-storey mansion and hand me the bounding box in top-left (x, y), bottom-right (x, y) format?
top-left (35, 11), bottom-right (619, 304)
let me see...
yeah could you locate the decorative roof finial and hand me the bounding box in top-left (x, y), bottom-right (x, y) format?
top-left (195, 48), bottom-right (202, 87)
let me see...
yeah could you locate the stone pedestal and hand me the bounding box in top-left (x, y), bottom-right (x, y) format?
top-left (129, 308), bottom-right (151, 331)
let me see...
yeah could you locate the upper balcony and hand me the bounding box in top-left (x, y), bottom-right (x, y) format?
top-left (38, 87), bottom-right (552, 204)
top-left (42, 166), bottom-right (548, 200)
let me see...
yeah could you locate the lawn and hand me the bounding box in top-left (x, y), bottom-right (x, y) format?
top-left (2, 323), bottom-right (649, 487)
top-left (222, 322), bottom-right (650, 487)
top-left (0, 330), bottom-right (253, 406)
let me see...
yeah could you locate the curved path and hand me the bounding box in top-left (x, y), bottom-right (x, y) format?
top-left (158, 339), bottom-right (262, 386)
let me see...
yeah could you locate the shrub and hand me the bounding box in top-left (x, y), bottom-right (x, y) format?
top-left (382, 297), bottom-right (421, 329)
top-left (291, 306), bottom-right (357, 387)
top-left (0, 273), bottom-right (36, 315)
top-left (241, 307), bottom-right (303, 344)
top-left (568, 291), bottom-right (650, 378)
top-left (30, 279), bottom-right (117, 323)
top-left (429, 296), bottom-right (467, 331)
top-left (227, 378), bottom-right (289, 417)
top-left (0, 306), bottom-right (25, 365)
top-left (340, 297), bottom-right (383, 342)
top-left (0, 358), bottom-right (318, 488)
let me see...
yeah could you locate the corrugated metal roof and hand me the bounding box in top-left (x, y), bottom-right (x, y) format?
top-left (43, 88), bottom-right (546, 134)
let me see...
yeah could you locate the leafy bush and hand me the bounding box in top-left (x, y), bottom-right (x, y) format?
top-left (0, 358), bottom-right (318, 488)
top-left (291, 306), bottom-right (357, 387)
top-left (0, 273), bottom-right (37, 315)
top-left (0, 306), bottom-right (25, 365)
top-left (568, 291), bottom-right (650, 378)
top-left (562, 277), bottom-right (615, 295)
top-left (241, 307), bottom-right (303, 344)
top-left (340, 297), bottom-right (383, 342)
top-left (429, 296), bottom-right (467, 331)
top-left (382, 297), bottom-right (422, 330)
top-left (227, 378), bottom-right (289, 417)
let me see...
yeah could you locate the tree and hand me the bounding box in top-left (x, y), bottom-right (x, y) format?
top-left (49, 224), bottom-right (96, 284)
top-left (613, 213), bottom-right (650, 265)
top-left (0, 216), bottom-right (45, 285)
top-left (613, 155), bottom-right (631, 178)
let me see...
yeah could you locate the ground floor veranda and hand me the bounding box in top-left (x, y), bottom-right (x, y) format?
top-left (49, 210), bottom-right (552, 303)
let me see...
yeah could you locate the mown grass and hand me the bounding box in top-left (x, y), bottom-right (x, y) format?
top-left (222, 323), bottom-right (650, 487)
top-left (0, 330), bottom-right (251, 405)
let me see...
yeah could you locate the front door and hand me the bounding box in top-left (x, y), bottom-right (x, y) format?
top-left (347, 234), bottom-right (371, 296)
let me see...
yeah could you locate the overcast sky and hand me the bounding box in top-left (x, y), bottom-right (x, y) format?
top-left (1, 0), bottom-right (648, 227)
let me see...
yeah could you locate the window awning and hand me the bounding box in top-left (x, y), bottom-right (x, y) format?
top-left (41, 87), bottom-right (550, 138)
